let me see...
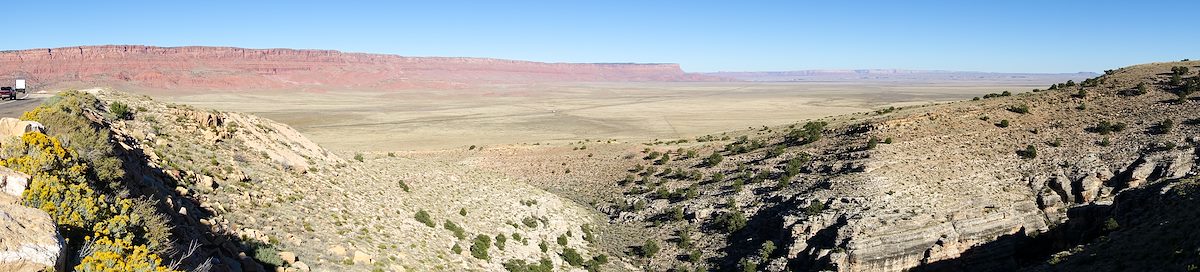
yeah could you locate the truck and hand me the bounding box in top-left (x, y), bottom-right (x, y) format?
top-left (0, 87), bottom-right (14, 100)
top-left (1, 79), bottom-right (26, 100)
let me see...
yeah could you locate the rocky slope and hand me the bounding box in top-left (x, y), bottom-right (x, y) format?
top-left (597, 60), bottom-right (1199, 271)
top-left (0, 45), bottom-right (724, 91)
top-left (88, 89), bottom-right (618, 271)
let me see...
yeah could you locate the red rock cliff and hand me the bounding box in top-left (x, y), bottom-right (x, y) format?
top-left (0, 45), bottom-right (723, 91)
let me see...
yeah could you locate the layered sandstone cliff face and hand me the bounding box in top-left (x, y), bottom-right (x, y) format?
top-left (0, 45), bottom-right (722, 91)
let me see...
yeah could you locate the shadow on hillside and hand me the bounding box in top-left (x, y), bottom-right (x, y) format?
top-left (908, 181), bottom-right (1188, 272)
top-left (113, 136), bottom-right (267, 271)
top-left (710, 195), bottom-right (797, 271)
top-left (908, 203), bottom-right (1114, 272)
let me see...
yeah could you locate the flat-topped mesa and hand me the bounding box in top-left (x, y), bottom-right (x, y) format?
top-left (0, 45), bottom-right (725, 91)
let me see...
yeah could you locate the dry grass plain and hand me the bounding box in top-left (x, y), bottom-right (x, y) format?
top-left (161, 81), bottom-right (1056, 152)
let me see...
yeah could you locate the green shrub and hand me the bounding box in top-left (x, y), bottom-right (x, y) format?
top-left (656, 153), bottom-right (670, 165)
top-left (1072, 89), bottom-right (1087, 98)
top-left (585, 255), bottom-right (609, 271)
top-left (459, 208), bottom-right (467, 216)
top-left (557, 233), bottom-right (569, 246)
top-left (1017, 145), bottom-right (1037, 159)
top-left (522, 217), bottom-right (539, 228)
top-left (1103, 218), bottom-right (1120, 231)
top-left (866, 137), bottom-right (879, 150)
top-left (785, 121), bottom-right (827, 146)
top-left (677, 227), bottom-right (694, 248)
top-left (398, 180), bottom-right (410, 192)
top-left (561, 248), bottom-right (585, 266)
top-left (715, 209), bottom-right (748, 232)
top-left (704, 152), bottom-right (723, 167)
top-left (503, 258), bottom-right (553, 272)
top-left (581, 224), bottom-right (597, 244)
top-left (710, 172), bottom-right (725, 183)
top-left (1150, 119), bottom-right (1174, 135)
top-left (1006, 104), bottom-right (1030, 114)
top-left (415, 210), bottom-right (435, 227)
top-left (109, 101), bottom-right (132, 120)
top-left (245, 240), bottom-right (284, 269)
top-left (495, 234), bottom-right (508, 250)
top-left (739, 257), bottom-right (759, 272)
top-left (354, 153), bottom-right (364, 162)
top-left (759, 240), bottom-right (776, 259)
top-left (995, 120), bottom-right (1010, 128)
top-left (471, 235), bottom-right (492, 260)
top-left (539, 241), bottom-right (548, 253)
top-left (444, 220), bottom-right (466, 239)
top-left (670, 206), bottom-right (685, 221)
top-left (1087, 121), bottom-right (1127, 135)
top-left (452, 243), bottom-right (463, 254)
top-left (804, 200), bottom-right (826, 216)
top-left (640, 239), bottom-right (660, 258)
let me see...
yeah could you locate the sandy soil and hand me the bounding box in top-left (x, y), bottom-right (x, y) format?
top-left (160, 81), bottom-right (1053, 152)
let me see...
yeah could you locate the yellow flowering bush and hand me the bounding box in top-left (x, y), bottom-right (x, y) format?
top-left (76, 237), bottom-right (172, 272)
top-left (2, 91), bottom-right (174, 271)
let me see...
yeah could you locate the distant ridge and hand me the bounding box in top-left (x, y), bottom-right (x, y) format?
top-left (0, 45), bottom-right (727, 91)
top-left (705, 69), bottom-right (1099, 82)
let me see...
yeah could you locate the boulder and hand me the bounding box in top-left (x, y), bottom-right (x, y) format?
top-left (0, 201), bottom-right (65, 272)
top-left (0, 118), bottom-right (44, 138)
top-left (277, 251), bottom-right (297, 264)
top-left (0, 167), bottom-right (31, 200)
top-left (352, 251), bottom-right (373, 264)
top-left (327, 245), bottom-right (347, 257)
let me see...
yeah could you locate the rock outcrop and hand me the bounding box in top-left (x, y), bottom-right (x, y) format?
top-left (0, 201), bottom-right (65, 272)
top-left (0, 118), bottom-right (44, 138)
top-left (0, 167), bottom-right (30, 199)
top-left (0, 45), bottom-right (725, 91)
top-left (0, 166), bottom-right (64, 272)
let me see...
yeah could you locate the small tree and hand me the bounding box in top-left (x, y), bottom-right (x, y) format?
top-left (996, 120), bottom-right (1010, 128)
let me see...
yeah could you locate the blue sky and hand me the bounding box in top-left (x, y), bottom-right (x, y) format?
top-left (7, 1), bottom-right (1197, 73)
